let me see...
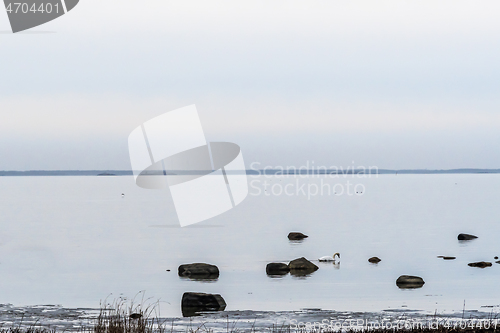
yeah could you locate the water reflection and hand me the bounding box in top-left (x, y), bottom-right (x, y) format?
top-left (179, 276), bottom-right (219, 283)
top-left (458, 240), bottom-right (478, 248)
top-left (290, 268), bottom-right (318, 278)
top-left (266, 274), bottom-right (288, 279)
top-left (318, 261), bottom-right (340, 270)
top-left (289, 239), bottom-right (305, 246)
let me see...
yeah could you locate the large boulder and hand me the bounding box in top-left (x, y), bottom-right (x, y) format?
top-left (458, 233), bottom-right (478, 240)
top-left (178, 263), bottom-right (219, 279)
top-left (468, 261), bottom-right (492, 268)
top-left (266, 263), bottom-right (290, 276)
top-left (368, 257), bottom-right (381, 263)
top-left (288, 232), bottom-right (308, 240)
top-left (396, 275), bottom-right (425, 289)
top-left (181, 292), bottom-right (226, 317)
top-left (288, 257), bottom-right (319, 276)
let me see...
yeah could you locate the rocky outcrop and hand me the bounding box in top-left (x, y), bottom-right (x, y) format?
top-left (468, 261), bottom-right (492, 268)
top-left (396, 275), bottom-right (425, 289)
top-left (458, 233), bottom-right (477, 240)
top-left (288, 232), bottom-right (308, 240)
top-left (266, 263), bottom-right (290, 275)
top-left (368, 257), bottom-right (381, 263)
top-left (181, 292), bottom-right (226, 317)
top-left (178, 263), bottom-right (219, 279)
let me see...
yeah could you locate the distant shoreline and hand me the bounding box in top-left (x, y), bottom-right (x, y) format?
top-left (0, 169), bottom-right (500, 176)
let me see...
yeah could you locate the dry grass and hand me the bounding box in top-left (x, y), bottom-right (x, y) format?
top-left (2, 298), bottom-right (500, 333)
top-left (92, 295), bottom-right (167, 333)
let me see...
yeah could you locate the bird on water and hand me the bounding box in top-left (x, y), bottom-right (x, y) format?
top-left (319, 252), bottom-right (340, 262)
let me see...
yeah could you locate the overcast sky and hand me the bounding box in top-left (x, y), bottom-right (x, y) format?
top-left (1, 0), bottom-right (499, 170)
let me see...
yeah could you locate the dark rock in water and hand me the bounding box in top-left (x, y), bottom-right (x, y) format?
top-left (368, 257), bottom-right (381, 263)
top-left (266, 263), bottom-right (290, 275)
top-left (129, 313), bottom-right (142, 319)
top-left (288, 232), bottom-right (308, 240)
top-left (288, 257), bottom-right (319, 276)
top-left (178, 263), bottom-right (219, 279)
top-left (290, 269), bottom-right (317, 277)
top-left (396, 275), bottom-right (425, 289)
top-left (437, 256), bottom-right (456, 260)
top-left (468, 261), bottom-right (492, 268)
top-left (181, 292), bottom-right (226, 317)
top-left (288, 257), bottom-right (318, 270)
top-left (496, 261), bottom-right (500, 264)
top-left (458, 233), bottom-right (478, 240)
top-left (495, 256), bottom-right (498, 260)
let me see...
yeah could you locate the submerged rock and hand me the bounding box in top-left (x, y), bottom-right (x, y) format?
top-left (178, 263), bottom-right (219, 279)
top-left (468, 261), bottom-right (492, 268)
top-left (266, 263), bottom-right (290, 275)
top-left (288, 232), bottom-right (308, 240)
top-left (368, 257), bottom-right (381, 263)
top-left (181, 292), bottom-right (226, 317)
top-left (396, 275), bottom-right (425, 289)
top-left (458, 233), bottom-right (478, 240)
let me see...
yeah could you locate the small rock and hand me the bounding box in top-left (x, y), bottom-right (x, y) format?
top-left (496, 261), bottom-right (500, 264)
top-left (266, 263), bottom-right (290, 275)
top-left (288, 257), bottom-right (318, 276)
top-left (495, 256), bottom-right (498, 260)
top-left (368, 257), bottom-right (381, 263)
top-left (437, 256), bottom-right (456, 260)
top-left (468, 261), bottom-right (492, 268)
top-left (178, 263), bottom-right (219, 279)
top-left (288, 232), bottom-right (308, 240)
top-left (181, 292), bottom-right (226, 317)
top-left (458, 233), bottom-right (478, 240)
top-left (288, 257), bottom-right (319, 271)
top-left (129, 313), bottom-right (142, 319)
top-left (396, 275), bottom-right (425, 289)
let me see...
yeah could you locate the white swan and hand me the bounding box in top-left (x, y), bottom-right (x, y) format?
top-left (318, 252), bottom-right (340, 262)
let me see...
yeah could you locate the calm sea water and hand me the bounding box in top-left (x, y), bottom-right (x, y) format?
top-left (0, 174), bottom-right (499, 321)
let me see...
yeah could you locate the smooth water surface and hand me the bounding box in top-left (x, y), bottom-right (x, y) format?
top-left (0, 174), bottom-right (499, 318)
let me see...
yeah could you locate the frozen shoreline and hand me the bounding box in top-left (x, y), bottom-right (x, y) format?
top-left (1, 304), bottom-right (499, 332)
